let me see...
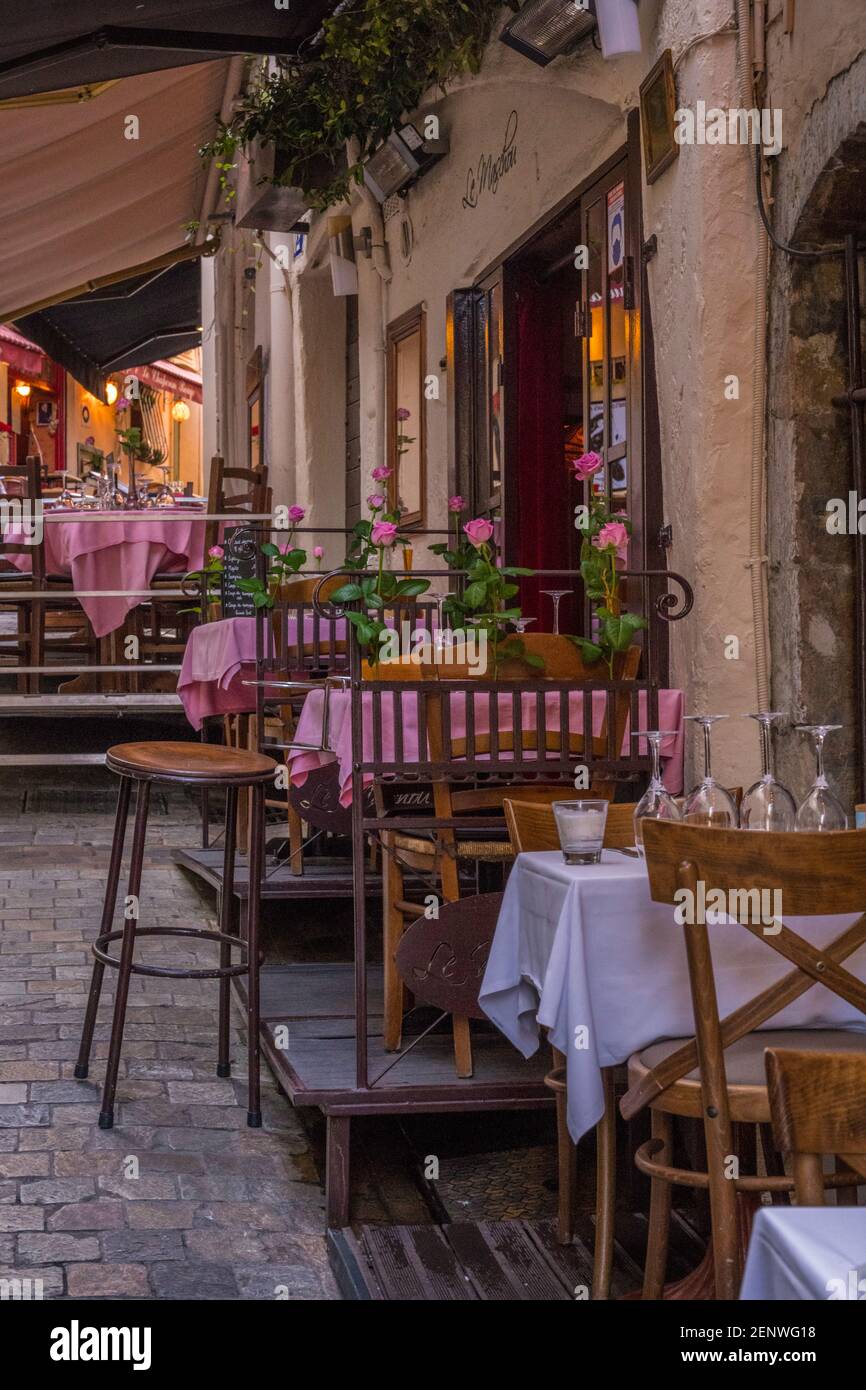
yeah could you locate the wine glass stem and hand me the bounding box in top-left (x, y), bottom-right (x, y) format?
top-left (650, 736), bottom-right (662, 787)
top-left (815, 735), bottom-right (826, 785)
top-left (760, 721), bottom-right (772, 779)
top-left (702, 723), bottom-right (712, 780)
top-left (552, 595), bottom-right (561, 635)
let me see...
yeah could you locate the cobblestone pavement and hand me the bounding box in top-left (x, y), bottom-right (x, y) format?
top-left (0, 779), bottom-right (339, 1301)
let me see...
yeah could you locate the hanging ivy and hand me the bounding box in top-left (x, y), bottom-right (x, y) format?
top-left (201, 0), bottom-right (517, 212)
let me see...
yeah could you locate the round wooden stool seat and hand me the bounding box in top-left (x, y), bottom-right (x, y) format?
top-left (106, 740), bottom-right (276, 786)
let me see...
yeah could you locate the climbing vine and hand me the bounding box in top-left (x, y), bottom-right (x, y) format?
top-left (200, 0), bottom-right (516, 211)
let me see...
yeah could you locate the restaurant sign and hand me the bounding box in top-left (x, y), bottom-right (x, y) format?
top-left (462, 110), bottom-right (518, 211)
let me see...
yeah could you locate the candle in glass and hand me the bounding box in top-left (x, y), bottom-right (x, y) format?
top-left (552, 800), bottom-right (609, 865)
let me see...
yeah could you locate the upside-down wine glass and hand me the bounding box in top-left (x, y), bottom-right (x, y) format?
top-left (795, 724), bottom-right (848, 830)
top-left (633, 730), bottom-right (682, 855)
top-left (683, 714), bottom-right (740, 827)
top-left (741, 712), bottom-right (797, 831)
top-left (540, 589), bottom-right (570, 635)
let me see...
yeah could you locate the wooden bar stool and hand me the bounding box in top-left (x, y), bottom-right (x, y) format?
top-left (75, 741), bottom-right (276, 1129)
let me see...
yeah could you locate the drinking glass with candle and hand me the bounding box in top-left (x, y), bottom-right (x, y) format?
top-left (552, 799), bottom-right (609, 865)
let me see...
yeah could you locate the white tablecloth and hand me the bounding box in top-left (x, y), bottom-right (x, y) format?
top-left (479, 851), bottom-right (866, 1143)
top-left (741, 1208), bottom-right (866, 1300)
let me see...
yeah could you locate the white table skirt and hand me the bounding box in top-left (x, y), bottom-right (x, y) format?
top-left (741, 1208), bottom-right (866, 1300)
top-left (479, 851), bottom-right (866, 1143)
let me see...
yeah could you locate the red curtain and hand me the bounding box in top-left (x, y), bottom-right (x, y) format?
top-left (514, 278), bottom-right (570, 622)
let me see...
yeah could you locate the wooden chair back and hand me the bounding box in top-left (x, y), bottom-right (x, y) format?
top-left (0, 459), bottom-right (44, 581)
top-left (765, 1048), bottom-right (866, 1204)
top-left (204, 454), bottom-right (269, 553)
top-left (625, 821), bottom-right (866, 1120)
top-left (504, 798), bottom-right (637, 854)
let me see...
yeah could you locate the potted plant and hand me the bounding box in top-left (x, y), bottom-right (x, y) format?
top-left (568, 452), bottom-right (646, 678)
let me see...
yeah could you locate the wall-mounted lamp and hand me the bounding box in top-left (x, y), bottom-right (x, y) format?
top-left (14, 382), bottom-right (31, 398)
top-left (171, 399), bottom-right (191, 423)
top-left (328, 215), bottom-right (359, 297)
top-left (363, 123), bottom-right (449, 204)
top-left (105, 381), bottom-right (118, 406)
top-left (499, 0), bottom-right (598, 66)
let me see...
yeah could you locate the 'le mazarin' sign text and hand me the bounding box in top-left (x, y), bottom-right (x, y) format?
top-left (462, 110), bottom-right (518, 211)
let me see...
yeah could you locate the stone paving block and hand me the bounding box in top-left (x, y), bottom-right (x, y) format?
top-left (0, 1153), bottom-right (51, 1178)
top-left (0, 1061), bottom-right (59, 1081)
top-left (0, 1081), bottom-right (29, 1103)
top-left (0, 1263), bottom-right (63, 1298)
top-left (126, 1202), bottom-right (197, 1230)
top-left (165, 1081), bottom-right (238, 1107)
top-left (18, 1233), bottom-right (101, 1264)
top-left (18, 1126), bottom-right (91, 1152)
top-left (234, 1262), bottom-right (338, 1301)
top-left (0, 1206), bottom-right (45, 1232)
top-left (66, 1262), bottom-right (150, 1299)
top-left (102, 1229), bottom-right (185, 1262)
top-left (149, 1260), bottom-right (238, 1300)
top-left (47, 1201), bottom-right (126, 1232)
top-left (0, 1103), bottom-right (50, 1128)
top-left (97, 1176), bottom-right (179, 1202)
top-left (183, 1229), bottom-right (270, 1263)
top-left (19, 1178), bottom-right (97, 1204)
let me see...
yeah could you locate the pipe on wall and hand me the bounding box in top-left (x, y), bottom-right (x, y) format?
top-left (737, 0), bottom-right (771, 714)
top-left (346, 139), bottom-right (392, 477)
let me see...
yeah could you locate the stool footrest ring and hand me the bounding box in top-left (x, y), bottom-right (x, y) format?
top-left (92, 926), bottom-right (249, 981)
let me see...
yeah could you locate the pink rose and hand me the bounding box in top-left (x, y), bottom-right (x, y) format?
top-left (448, 495), bottom-right (465, 513)
top-left (396, 407), bottom-right (411, 421)
top-left (367, 493), bottom-right (385, 510)
top-left (593, 520), bottom-right (629, 562)
top-left (371, 520), bottom-right (398, 547)
top-left (313, 545), bottom-right (324, 560)
top-left (573, 451), bottom-right (603, 481)
top-left (288, 505), bottom-right (305, 523)
top-left (463, 517), bottom-right (495, 549)
top-left (371, 465), bottom-right (392, 482)
top-left (208, 545), bottom-right (224, 560)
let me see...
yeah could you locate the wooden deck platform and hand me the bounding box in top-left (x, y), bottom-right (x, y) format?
top-left (176, 847), bottom-right (375, 900)
top-left (254, 961), bottom-right (552, 1113)
top-left (329, 1220), bottom-right (596, 1300)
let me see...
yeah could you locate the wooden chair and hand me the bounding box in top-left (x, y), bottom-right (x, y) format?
top-left (0, 459), bottom-right (44, 692)
top-left (0, 460), bottom-right (96, 692)
top-left (765, 1048), bottom-right (866, 1204)
top-left (372, 638), bottom-right (641, 1075)
top-left (204, 454), bottom-right (269, 555)
top-left (628, 822), bottom-right (866, 1299)
top-left (503, 796), bottom-right (638, 1296)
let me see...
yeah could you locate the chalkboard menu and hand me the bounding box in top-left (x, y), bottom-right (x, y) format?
top-left (221, 526), bottom-right (258, 618)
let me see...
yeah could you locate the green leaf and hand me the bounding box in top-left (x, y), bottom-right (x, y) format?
top-left (261, 542), bottom-right (280, 557)
top-left (570, 637), bottom-right (604, 663)
top-left (394, 578), bottom-right (430, 597)
top-left (367, 591), bottom-right (385, 609)
top-left (500, 566), bottom-right (535, 577)
top-left (463, 581), bottom-right (487, 608)
top-left (330, 582), bottom-right (363, 601)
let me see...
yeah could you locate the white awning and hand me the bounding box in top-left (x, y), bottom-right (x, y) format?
top-left (0, 59), bottom-right (230, 322)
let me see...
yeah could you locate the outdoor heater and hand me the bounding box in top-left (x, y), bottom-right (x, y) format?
top-left (362, 123), bottom-right (448, 204)
top-left (498, 0), bottom-right (598, 65)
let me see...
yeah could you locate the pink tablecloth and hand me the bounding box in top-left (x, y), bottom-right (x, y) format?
top-left (6, 510), bottom-right (206, 638)
top-left (178, 614), bottom-right (348, 730)
top-left (287, 687), bottom-right (685, 805)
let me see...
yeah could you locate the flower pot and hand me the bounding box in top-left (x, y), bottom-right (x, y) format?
top-left (235, 140), bottom-right (348, 231)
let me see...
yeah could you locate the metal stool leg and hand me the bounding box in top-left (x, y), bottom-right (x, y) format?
top-left (75, 777), bottom-right (132, 1079)
top-left (98, 780), bottom-right (151, 1129)
top-left (246, 782), bottom-right (265, 1127)
top-left (217, 785), bottom-right (238, 1077)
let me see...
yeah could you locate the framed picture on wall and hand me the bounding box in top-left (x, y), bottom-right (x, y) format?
top-left (36, 400), bottom-right (55, 427)
top-left (386, 304), bottom-right (426, 528)
top-left (639, 49), bottom-right (678, 185)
